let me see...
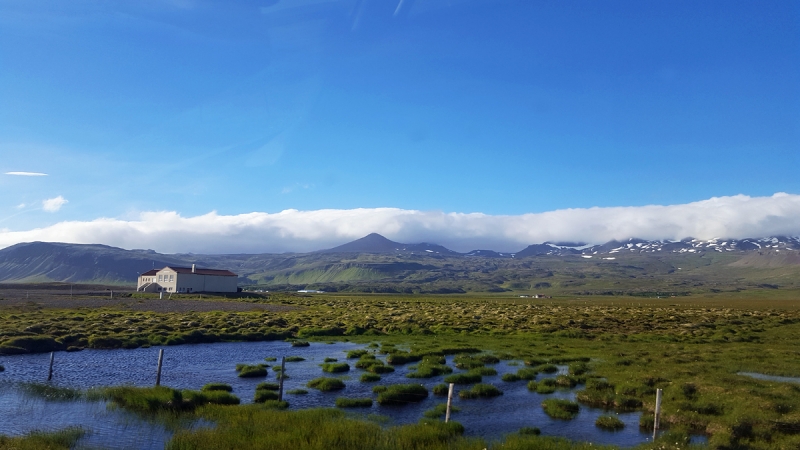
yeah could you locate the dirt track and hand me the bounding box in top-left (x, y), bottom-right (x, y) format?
top-left (0, 283), bottom-right (296, 313)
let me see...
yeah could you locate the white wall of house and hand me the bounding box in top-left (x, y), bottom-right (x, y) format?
top-left (137, 267), bottom-right (238, 293)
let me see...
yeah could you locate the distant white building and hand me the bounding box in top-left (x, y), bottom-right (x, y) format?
top-left (137, 264), bottom-right (238, 293)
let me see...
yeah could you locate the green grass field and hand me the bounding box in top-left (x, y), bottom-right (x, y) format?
top-left (2, 288), bottom-right (800, 448)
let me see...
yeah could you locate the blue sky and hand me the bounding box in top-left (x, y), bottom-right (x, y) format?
top-left (1, 0), bottom-right (798, 252)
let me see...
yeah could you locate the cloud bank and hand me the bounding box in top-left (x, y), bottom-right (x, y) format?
top-left (1, 193), bottom-right (799, 254)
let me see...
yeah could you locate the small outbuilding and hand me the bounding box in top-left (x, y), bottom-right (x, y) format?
top-left (137, 264), bottom-right (238, 293)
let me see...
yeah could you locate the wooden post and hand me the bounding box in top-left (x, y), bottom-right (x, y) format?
top-left (47, 352), bottom-right (54, 381)
top-left (110, 290), bottom-right (113, 299)
top-left (278, 356), bottom-right (286, 401)
top-left (653, 388), bottom-right (663, 439)
top-left (155, 349), bottom-right (164, 386)
top-left (445, 383), bottom-right (455, 423)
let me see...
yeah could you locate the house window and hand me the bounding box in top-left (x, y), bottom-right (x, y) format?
top-left (158, 275), bottom-right (162, 282)
top-left (169, 275), bottom-right (174, 282)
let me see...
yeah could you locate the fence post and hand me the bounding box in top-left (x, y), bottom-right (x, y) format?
top-left (445, 383), bottom-right (455, 423)
top-left (155, 349), bottom-right (164, 386)
top-left (47, 352), bottom-right (55, 381)
top-left (653, 388), bottom-right (663, 439)
top-left (278, 356), bottom-right (286, 401)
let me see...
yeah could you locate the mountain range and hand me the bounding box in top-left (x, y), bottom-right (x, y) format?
top-left (0, 234), bottom-right (798, 294)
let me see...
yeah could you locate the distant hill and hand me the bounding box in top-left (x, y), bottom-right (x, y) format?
top-left (0, 236), bottom-right (798, 293)
top-left (320, 233), bottom-right (460, 256)
top-left (0, 242), bottom-right (192, 284)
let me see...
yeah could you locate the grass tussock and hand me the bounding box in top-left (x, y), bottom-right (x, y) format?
top-left (335, 397), bottom-right (373, 408)
top-left (360, 373), bottom-right (381, 382)
top-left (443, 373), bottom-right (482, 384)
top-left (235, 364), bottom-right (267, 378)
top-left (19, 383), bottom-right (82, 401)
top-left (103, 386), bottom-right (239, 413)
top-left (458, 383), bottom-right (503, 399)
top-left (542, 399), bottom-right (580, 420)
top-left (321, 362), bottom-right (350, 373)
top-left (0, 427), bottom-right (85, 450)
top-left (376, 384), bottom-right (428, 405)
top-left (423, 403), bottom-right (460, 418)
top-left (286, 389), bottom-right (308, 395)
top-left (595, 415), bottom-right (625, 431)
top-left (201, 383), bottom-right (232, 392)
top-left (285, 356), bottom-right (305, 362)
top-left (307, 377), bottom-right (346, 391)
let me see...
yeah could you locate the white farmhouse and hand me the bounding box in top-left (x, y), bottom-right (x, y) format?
top-left (137, 264), bottom-right (238, 293)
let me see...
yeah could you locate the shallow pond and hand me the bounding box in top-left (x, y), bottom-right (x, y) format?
top-left (738, 372), bottom-right (800, 384)
top-left (1, 341), bottom-right (658, 448)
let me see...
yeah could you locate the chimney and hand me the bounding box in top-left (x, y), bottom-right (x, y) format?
top-left (191, 264), bottom-right (196, 273)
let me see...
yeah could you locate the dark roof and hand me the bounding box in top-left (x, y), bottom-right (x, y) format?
top-left (167, 266), bottom-right (237, 277)
top-left (139, 267), bottom-right (237, 277)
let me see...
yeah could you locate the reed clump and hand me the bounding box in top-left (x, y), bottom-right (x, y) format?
top-left (235, 363), bottom-right (267, 378)
top-left (307, 377), bottom-right (346, 391)
top-left (376, 384), bottom-right (428, 405)
top-left (443, 372), bottom-right (481, 384)
top-left (595, 415), bottom-right (625, 430)
top-left (321, 362), bottom-right (350, 373)
top-left (202, 383), bottom-right (232, 392)
top-left (423, 403), bottom-right (460, 418)
top-left (360, 373), bottom-right (381, 382)
top-left (335, 397), bottom-right (373, 408)
top-left (542, 399), bottom-right (579, 420)
top-left (0, 427), bottom-right (85, 450)
top-left (103, 386), bottom-right (239, 412)
top-left (458, 383), bottom-right (503, 399)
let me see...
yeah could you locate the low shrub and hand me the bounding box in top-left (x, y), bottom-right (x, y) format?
top-left (376, 384), bottom-right (428, 405)
top-left (291, 341), bottom-right (310, 347)
top-left (287, 389), bottom-right (308, 395)
top-left (321, 362), bottom-right (350, 373)
top-left (527, 381), bottom-right (555, 394)
top-left (324, 357), bottom-right (338, 363)
top-left (335, 397), bottom-right (373, 408)
top-left (372, 385), bottom-right (387, 394)
top-left (307, 377), bottom-right (346, 391)
top-left (285, 356), bottom-right (305, 362)
top-left (596, 415), bottom-right (625, 431)
top-left (264, 357), bottom-right (277, 362)
top-left (256, 382), bottom-right (280, 391)
top-left (542, 399), bottom-right (579, 420)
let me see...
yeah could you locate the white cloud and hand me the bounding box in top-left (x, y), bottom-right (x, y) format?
top-left (15, 203), bottom-right (26, 209)
top-left (0, 193), bottom-right (799, 254)
top-left (5, 171), bottom-right (48, 176)
top-left (42, 196), bottom-right (68, 212)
